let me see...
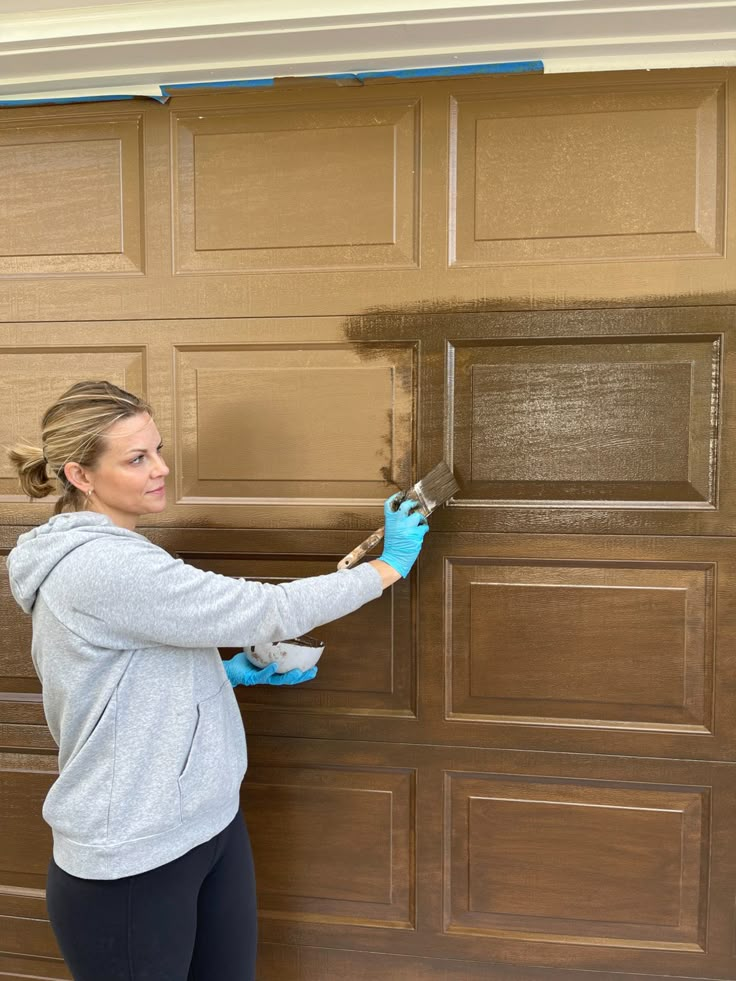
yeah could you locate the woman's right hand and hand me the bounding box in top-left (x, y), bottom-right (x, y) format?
top-left (377, 493), bottom-right (429, 578)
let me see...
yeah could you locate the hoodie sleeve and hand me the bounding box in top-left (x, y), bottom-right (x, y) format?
top-left (46, 536), bottom-right (383, 650)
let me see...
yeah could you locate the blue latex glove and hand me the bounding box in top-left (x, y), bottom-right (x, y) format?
top-left (378, 492), bottom-right (430, 578)
top-left (223, 652), bottom-right (318, 687)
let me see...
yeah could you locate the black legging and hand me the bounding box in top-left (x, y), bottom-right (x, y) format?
top-left (46, 811), bottom-right (258, 981)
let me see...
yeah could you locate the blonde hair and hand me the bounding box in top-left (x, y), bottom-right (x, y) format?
top-left (7, 380), bottom-right (154, 515)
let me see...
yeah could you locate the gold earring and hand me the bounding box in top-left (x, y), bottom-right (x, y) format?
top-left (86, 489), bottom-right (93, 498)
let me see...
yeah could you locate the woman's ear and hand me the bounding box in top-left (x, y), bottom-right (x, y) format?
top-left (64, 462), bottom-right (92, 494)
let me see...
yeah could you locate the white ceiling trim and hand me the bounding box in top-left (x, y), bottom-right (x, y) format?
top-left (0, 0), bottom-right (734, 103)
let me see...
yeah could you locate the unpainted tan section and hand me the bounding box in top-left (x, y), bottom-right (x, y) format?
top-left (451, 81), bottom-right (724, 264)
top-left (0, 69), bottom-right (732, 319)
top-left (0, 114), bottom-right (143, 276)
top-left (174, 341), bottom-right (413, 501)
top-left (173, 100), bottom-right (419, 272)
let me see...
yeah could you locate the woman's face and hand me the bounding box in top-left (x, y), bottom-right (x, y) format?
top-left (71, 412), bottom-right (169, 530)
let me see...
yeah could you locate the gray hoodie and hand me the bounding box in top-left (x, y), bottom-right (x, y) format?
top-left (6, 512), bottom-right (382, 880)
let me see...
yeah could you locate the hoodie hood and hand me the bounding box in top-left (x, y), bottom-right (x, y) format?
top-left (6, 512), bottom-right (142, 614)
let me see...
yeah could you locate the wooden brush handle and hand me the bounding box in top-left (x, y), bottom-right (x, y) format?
top-left (337, 526), bottom-right (385, 571)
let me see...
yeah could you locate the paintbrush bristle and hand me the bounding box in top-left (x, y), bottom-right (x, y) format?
top-left (408, 461), bottom-right (459, 513)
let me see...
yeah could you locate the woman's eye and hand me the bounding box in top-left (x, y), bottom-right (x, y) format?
top-left (131, 455), bottom-right (143, 464)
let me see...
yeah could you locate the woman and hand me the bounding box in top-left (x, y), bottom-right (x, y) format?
top-left (5, 380), bottom-right (428, 981)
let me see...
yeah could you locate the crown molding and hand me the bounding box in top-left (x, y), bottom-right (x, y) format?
top-left (0, 0), bottom-right (734, 103)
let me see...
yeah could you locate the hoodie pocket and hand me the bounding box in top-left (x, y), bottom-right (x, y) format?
top-left (178, 680), bottom-right (247, 821)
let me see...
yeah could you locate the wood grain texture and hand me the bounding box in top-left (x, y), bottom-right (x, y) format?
top-left (2, 69), bottom-right (736, 981)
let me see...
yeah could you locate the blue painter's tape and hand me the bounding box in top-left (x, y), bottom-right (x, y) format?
top-left (161, 78), bottom-right (275, 93)
top-left (162, 61), bottom-right (543, 94)
top-left (350, 61), bottom-right (544, 81)
top-left (0, 93), bottom-right (138, 107)
top-left (0, 61), bottom-right (542, 108)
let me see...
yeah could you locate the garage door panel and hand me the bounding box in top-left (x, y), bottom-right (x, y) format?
top-left (173, 340), bottom-right (415, 505)
top-left (419, 534), bottom-right (736, 762)
top-left (0, 71), bottom-right (734, 318)
top-left (0, 915), bottom-right (61, 963)
top-left (450, 81), bottom-right (725, 266)
top-left (448, 333), bottom-right (720, 508)
top-left (0, 538), bottom-right (55, 750)
top-left (243, 762), bottom-right (414, 930)
top-left (0, 111), bottom-right (144, 277)
top-left (0, 319), bottom-right (418, 530)
top-left (0, 759), bottom-right (55, 883)
top-left (173, 100), bottom-right (419, 273)
top-left (255, 945), bottom-right (707, 981)
top-left (447, 557), bottom-right (713, 732)
top-left (445, 772), bottom-right (707, 949)
top-left (248, 739), bottom-right (736, 977)
top-left (0, 548), bottom-right (37, 697)
top-left (345, 305), bottom-right (736, 535)
top-left (0, 954), bottom-right (69, 981)
top-left (3, 311), bottom-right (736, 536)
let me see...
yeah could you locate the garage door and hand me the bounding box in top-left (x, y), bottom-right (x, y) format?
top-left (1, 68), bottom-right (735, 981)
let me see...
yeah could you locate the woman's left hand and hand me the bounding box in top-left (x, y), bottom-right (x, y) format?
top-left (223, 651), bottom-right (318, 687)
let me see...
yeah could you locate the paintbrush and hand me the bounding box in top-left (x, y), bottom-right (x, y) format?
top-left (337, 461), bottom-right (459, 571)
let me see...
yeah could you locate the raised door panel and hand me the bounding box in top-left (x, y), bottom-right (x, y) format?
top-left (439, 70), bottom-right (736, 306)
top-left (419, 533), bottom-right (736, 761)
top-left (248, 740), bottom-right (736, 978)
top-left (173, 100), bottom-right (419, 272)
top-left (450, 81), bottom-right (725, 265)
top-left (446, 773), bottom-right (707, 949)
top-left (0, 547), bottom-right (37, 697)
top-left (448, 559), bottom-right (713, 733)
top-left (0, 112), bottom-right (143, 276)
top-left (173, 341), bottom-right (415, 506)
top-left (243, 762), bottom-right (414, 930)
top-left (255, 948), bottom-right (687, 981)
top-left (448, 334), bottom-right (719, 508)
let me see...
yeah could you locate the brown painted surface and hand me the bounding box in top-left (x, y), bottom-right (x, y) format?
top-left (1, 68), bottom-right (736, 980)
